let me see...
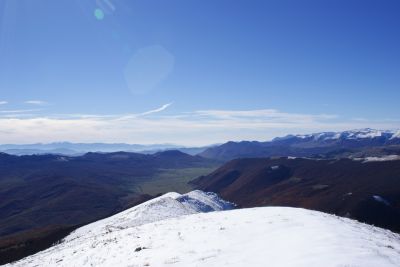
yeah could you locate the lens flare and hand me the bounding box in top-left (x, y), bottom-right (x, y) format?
top-left (94, 8), bottom-right (104, 20)
top-left (124, 45), bottom-right (175, 94)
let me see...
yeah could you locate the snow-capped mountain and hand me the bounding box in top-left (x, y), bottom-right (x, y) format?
top-left (200, 128), bottom-right (400, 161)
top-left (6, 191), bottom-right (400, 267)
top-left (284, 128), bottom-right (399, 142)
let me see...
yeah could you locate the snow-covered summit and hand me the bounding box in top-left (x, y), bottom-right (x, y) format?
top-left (277, 128), bottom-right (400, 142)
top-left (63, 190), bottom-right (235, 242)
top-left (6, 192), bottom-right (400, 267)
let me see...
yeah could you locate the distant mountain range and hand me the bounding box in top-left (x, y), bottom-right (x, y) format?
top-left (0, 142), bottom-right (212, 156)
top-left (199, 129), bottom-right (400, 161)
top-left (2, 129), bottom-right (400, 159)
top-left (192, 156), bottom-right (400, 233)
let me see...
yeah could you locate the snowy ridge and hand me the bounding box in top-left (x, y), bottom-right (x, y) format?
top-left (284, 128), bottom-right (400, 141)
top-left (176, 190), bottom-right (234, 212)
top-left (64, 190), bottom-right (234, 242)
top-left (6, 193), bottom-right (400, 267)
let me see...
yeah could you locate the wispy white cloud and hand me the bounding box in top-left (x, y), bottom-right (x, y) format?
top-left (0, 109), bottom-right (42, 114)
top-left (194, 109), bottom-right (337, 123)
top-left (24, 100), bottom-right (48, 105)
top-left (0, 108), bottom-right (398, 146)
top-left (0, 101), bottom-right (7, 105)
top-left (70, 103), bottom-right (172, 120)
top-left (115, 103), bottom-right (173, 121)
top-left (139, 103), bottom-right (173, 116)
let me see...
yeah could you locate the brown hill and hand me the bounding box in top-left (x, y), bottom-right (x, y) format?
top-left (0, 151), bottom-right (218, 264)
top-left (192, 157), bottom-right (400, 232)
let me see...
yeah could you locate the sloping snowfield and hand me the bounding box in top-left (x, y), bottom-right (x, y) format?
top-left (5, 191), bottom-right (400, 267)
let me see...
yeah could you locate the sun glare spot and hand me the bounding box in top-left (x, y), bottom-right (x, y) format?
top-left (94, 8), bottom-right (105, 20)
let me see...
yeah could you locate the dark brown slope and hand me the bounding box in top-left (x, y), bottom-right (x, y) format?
top-left (0, 151), bottom-right (212, 237)
top-left (192, 157), bottom-right (400, 232)
top-left (0, 151), bottom-right (218, 264)
top-left (0, 194), bottom-right (153, 265)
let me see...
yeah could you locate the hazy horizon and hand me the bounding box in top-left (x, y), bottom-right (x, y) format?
top-left (0, 128), bottom-right (398, 148)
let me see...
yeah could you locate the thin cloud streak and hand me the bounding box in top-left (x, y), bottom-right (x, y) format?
top-left (24, 100), bottom-right (48, 105)
top-left (115, 103), bottom-right (173, 121)
top-left (0, 109), bottom-right (42, 114)
top-left (138, 103), bottom-right (173, 116)
top-left (193, 109), bottom-right (338, 124)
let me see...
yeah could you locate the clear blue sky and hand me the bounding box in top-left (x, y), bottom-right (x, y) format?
top-left (0, 0), bottom-right (399, 145)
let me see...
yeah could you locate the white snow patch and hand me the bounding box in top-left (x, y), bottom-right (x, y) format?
top-left (355, 130), bottom-right (383, 138)
top-left (176, 190), bottom-right (235, 213)
top-left (294, 134), bottom-right (312, 139)
top-left (373, 195), bottom-right (391, 206)
top-left (355, 155), bottom-right (400, 162)
top-left (323, 132), bottom-right (341, 140)
top-left (390, 130), bottom-right (400, 140)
